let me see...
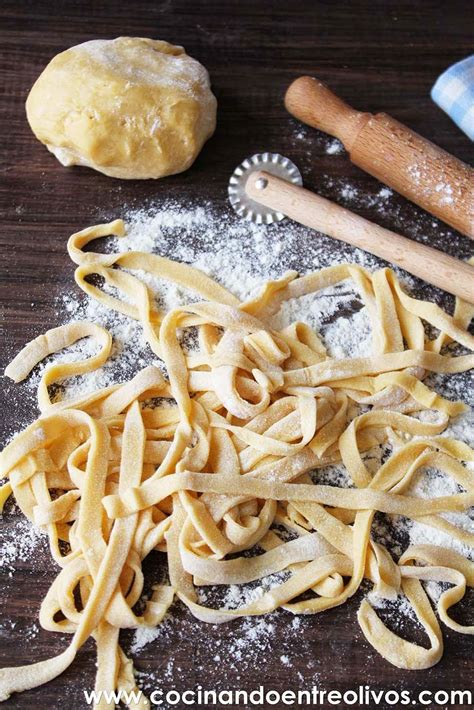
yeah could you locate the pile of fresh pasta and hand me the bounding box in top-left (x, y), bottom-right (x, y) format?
top-left (0, 219), bottom-right (473, 705)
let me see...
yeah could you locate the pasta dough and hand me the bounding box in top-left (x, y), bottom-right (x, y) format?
top-left (26, 38), bottom-right (217, 179)
top-left (0, 219), bottom-right (473, 704)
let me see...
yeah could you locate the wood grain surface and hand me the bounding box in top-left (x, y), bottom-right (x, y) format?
top-left (0, 1), bottom-right (472, 708)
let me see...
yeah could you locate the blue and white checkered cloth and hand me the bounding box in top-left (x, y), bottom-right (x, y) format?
top-left (431, 55), bottom-right (474, 140)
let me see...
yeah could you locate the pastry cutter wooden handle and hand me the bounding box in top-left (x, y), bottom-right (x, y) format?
top-left (285, 77), bottom-right (474, 238)
top-left (228, 153), bottom-right (474, 304)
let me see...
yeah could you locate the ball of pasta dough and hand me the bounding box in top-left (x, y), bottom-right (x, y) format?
top-left (26, 37), bottom-right (217, 179)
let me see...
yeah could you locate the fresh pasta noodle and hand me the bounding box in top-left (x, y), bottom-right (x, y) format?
top-left (0, 219), bottom-right (473, 704)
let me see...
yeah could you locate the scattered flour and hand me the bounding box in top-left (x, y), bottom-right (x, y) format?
top-left (378, 187), bottom-right (393, 200)
top-left (325, 139), bottom-right (344, 155)
top-left (1, 192), bottom-right (472, 692)
top-left (16, 198), bottom-right (378, 403)
top-left (406, 462), bottom-right (473, 560)
top-left (130, 606), bottom-right (320, 686)
top-left (407, 163), bottom-right (461, 206)
top-left (0, 516), bottom-right (48, 576)
top-left (367, 592), bottom-right (416, 620)
top-left (268, 278), bottom-right (373, 359)
top-left (197, 571), bottom-right (291, 611)
top-left (340, 183), bottom-right (359, 201)
top-left (130, 624), bottom-right (164, 655)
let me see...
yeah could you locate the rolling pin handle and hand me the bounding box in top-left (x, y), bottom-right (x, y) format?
top-left (284, 76), bottom-right (370, 150)
top-left (245, 171), bottom-right (474, 304)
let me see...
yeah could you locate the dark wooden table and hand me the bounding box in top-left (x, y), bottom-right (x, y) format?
top-left (0, 1), bottom-right (472, 708)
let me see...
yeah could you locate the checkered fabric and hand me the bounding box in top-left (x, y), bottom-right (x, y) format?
top-left (431, 55), bottom-right (474, 140)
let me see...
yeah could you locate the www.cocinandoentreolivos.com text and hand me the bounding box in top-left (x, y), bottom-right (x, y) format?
top-left (84, 684), bottom-right (472, 707)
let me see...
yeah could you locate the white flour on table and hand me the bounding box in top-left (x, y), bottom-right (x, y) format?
top-left (1, 192), bottom-right (472, 689)
top-left (20, 197), bottom-right (381, 401)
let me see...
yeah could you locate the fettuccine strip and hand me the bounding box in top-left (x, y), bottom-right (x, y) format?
top-left (0, 219), bottom-right (472, 705)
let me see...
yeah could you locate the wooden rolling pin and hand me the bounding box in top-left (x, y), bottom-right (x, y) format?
top-left (285, 76), bottom-right (474, 238)
top-left (246, 170), bottom-right (474, 303)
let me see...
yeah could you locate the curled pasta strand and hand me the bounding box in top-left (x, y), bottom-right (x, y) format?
top-left (1, 218), bottom-right (473, 703)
